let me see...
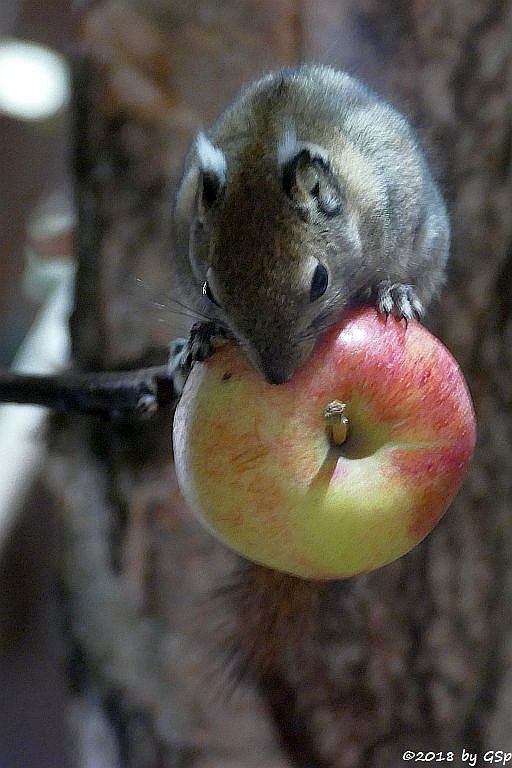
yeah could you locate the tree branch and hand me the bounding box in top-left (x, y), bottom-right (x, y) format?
top-left (0, 366), bottom-right (176, 419)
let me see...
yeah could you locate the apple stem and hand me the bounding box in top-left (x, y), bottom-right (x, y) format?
top-left (324, 400), bottom-right (349, 446)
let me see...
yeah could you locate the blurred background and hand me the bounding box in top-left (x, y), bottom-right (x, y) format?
top-left (0, 0), bottom-right (74, 365)
top-left (0, 1), bottom-right (511, 767)
top-left (0, 5), bottom-right (75, 766)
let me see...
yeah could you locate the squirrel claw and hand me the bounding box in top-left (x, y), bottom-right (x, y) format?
top-left (376, 282), bottom-right (423, 324)
top-left (184, 320), bottom-right (229, 365)
top-left (170, 322), bottom-right (230, 396)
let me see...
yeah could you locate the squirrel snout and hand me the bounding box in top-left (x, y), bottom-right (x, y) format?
top-left (257, 339), bottom-right (316, 385)
top-left (258, 350), bottom-right (296, 385)
top-left (262, 366), bottom-right (293, 386)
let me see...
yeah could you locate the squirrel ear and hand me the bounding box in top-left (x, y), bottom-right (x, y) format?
top-left (174, 164), bottom-right (200, 228)
top-left (174, 133), bottom-right (227, 226)
top-left (195, 132), bottom-right (226, 208)
top-left (279, 134), bottom-right (342, 218)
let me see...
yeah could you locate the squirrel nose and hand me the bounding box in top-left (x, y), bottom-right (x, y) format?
top-left (257, 338), bottom-right (315, 385)
top-left (264, 368), bottom-right (293, 385)
top-left (259, 353), bottom-right (295, 385)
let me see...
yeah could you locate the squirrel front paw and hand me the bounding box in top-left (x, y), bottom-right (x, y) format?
top-left (375, 281), bottom-right (424, 322)
top-left (170, 321), bottom-right (230, 396)
top-left (182, 320), bottom-right (230, 367)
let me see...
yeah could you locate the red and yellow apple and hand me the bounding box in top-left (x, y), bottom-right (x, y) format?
top-left (173, 308), bottom-right (476, 579)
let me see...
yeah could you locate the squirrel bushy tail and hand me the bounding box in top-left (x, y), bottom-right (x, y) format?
top-left (217, 561), bottom-right (325, 680)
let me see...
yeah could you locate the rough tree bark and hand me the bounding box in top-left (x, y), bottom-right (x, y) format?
top-left (38, 1), bottom-right (512, 766)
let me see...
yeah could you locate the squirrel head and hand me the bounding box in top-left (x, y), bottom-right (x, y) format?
top-left (174, 127), bottom-right (365, 384)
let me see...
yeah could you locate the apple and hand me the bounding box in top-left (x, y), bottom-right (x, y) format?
top-left (173, 308), bottom-right (476, 579)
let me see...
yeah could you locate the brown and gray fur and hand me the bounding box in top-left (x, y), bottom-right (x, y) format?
top-left (172, 64), bottom-right (449, 385)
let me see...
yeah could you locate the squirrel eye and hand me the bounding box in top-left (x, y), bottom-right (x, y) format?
top-left (310, 263), bottom-right (329, 302)
top-left (202, 280), bottom-right (220, 306)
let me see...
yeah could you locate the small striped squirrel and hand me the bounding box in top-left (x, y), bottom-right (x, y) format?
top-left (172, 64), bottom-right (449, 386)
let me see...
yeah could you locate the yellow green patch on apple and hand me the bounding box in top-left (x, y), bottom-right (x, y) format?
top-left (173, 308), bottom-right (476, 579)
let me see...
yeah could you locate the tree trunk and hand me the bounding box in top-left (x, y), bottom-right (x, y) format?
top-left (41, 1), bottom-right (512, 766)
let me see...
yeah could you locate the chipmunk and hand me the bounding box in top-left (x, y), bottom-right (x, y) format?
top-left (171, 63), bottom-right (449, 389)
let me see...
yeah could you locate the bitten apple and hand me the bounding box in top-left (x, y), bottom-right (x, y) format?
top-left (173, 308), bottom-right (476, 579)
